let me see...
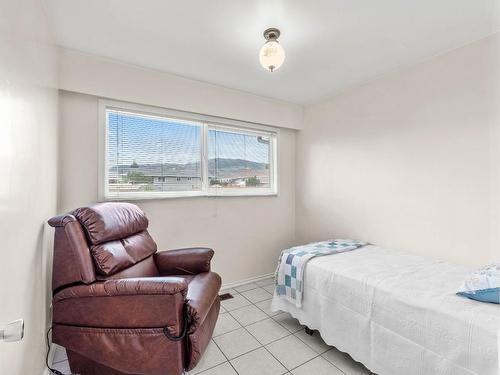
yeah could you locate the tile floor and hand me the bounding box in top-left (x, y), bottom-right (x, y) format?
top-left (50, 277), bottom-right (373, 375)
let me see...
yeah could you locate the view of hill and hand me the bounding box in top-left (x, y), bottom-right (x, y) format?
top-left (207, 158), bottom-right (268, 171)
top-left (109, 158), bottom-right (269, 178)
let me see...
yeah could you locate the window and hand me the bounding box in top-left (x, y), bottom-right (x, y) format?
top-left (99, 100), bottom-right (278, 200)
top-left (208, 127), bottom-right (272, 190)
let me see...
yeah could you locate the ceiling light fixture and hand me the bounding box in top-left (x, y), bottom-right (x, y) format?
top-left (259, 28), bottom-right (285, 72)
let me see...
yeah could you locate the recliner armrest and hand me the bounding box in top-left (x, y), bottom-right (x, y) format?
top-left (154, 248), bottom-right (214, 276)
top-left (53, 277), bottom-right (188, 328)
top-left (53, 277), bottom-right (188, 302)
top-left (185, 272), bottom-right (222, 331)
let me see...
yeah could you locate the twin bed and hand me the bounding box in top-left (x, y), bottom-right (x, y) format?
top-left (271, 245), bottom-right (500, 375)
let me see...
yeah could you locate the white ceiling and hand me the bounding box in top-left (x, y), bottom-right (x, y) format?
top-left (45, 0), bottom-right (499, 104)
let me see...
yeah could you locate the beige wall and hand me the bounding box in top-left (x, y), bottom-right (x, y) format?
top-left (0, 0), bottom-right (59, 374)
top-left (58, 90), bottom-right (296, 284)
top-left (297, 34), bottom-right (500, 267)
top-left (59, 48), bottom-right (303, 130)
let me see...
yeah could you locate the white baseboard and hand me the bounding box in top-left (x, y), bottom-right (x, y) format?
top-left (220, 273), bottom-right (274, 291)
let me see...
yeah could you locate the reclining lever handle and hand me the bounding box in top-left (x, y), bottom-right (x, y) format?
top-left (163, 308), bottom-right (189, 342)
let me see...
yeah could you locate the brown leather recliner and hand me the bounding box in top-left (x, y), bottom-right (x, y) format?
top-left (48, 202), bottom-right (221, 375)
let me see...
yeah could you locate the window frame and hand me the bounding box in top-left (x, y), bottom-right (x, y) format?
top-left (98, 99), bottom-right (279, 201)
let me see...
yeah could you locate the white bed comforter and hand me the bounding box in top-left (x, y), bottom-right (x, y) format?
top-left (271, 245), bottom-right (500, 375)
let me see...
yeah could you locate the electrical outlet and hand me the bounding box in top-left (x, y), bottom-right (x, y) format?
top-left (1, 319), bottom-right (24, 342)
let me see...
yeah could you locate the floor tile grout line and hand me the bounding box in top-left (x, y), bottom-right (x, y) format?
top-left (258, 330), bottom-right (342, 374)
top-left (189, 358), bottom-right (230, 375)
top-left (220, 304), bottom-right (252, 313)
top-left (236, 317), bottom-right (292, 373)
top-left (269, 313), bottom-right (347, 374)
top-left (221, 291), bottom-right (349, 374)
top-left (214, 309), bottom-right (245, 337)
top-left (269, 313), bottom-right (305, 334)
top-left (238, 286), bottom-right (273, 297)
top-left (242, 286), bottom-right (273, 295)
top-left (223, 297), bottom-right (270, 313)
top-left (220, 291), bottom-right (253, 310)
top-left (220, 310), bottom-right (298, 364)
top-left (212, 324), bottom-right (243, 339)
top-left (225, 308), bottom-right (298, 346)
top-left (232, 278), bottom-right (274, 293)
top-left (291, 352), bottom-right (347, 374)
top-left (252, 299), bottom-right (282, 317)
top-left (214, 311), bottom-right (276, 364)
top-left (220, 288), bottom-right (272, 310)
top-left (225, 307), bottom-right (272, 328)
top-left (225, 344), bottom-right (266, 362)
top-left (233, 285), bottom-right (260, 293)
top-left (214, 308), bottom-right (363, 375)
top-left (218, 314), bottom-right (339, 373)
top-left (237, 318), bottom-right (331, 374)
top-left (224, 296), bottom-right (273, 312)
top-left (228, 299), bottom-right (322, 372)
top-left (209, 338), bottom-right (241, 375)
top-left (292, 330), bottom-right (331, 356)
top-left (288, 352), bottom-right (323, 372)
top-left (217, 280), bottom-right (368, 374)
top-left (320, 353), bottom-right (348, 375)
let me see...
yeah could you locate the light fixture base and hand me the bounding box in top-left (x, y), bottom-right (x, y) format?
top-left (263, 28), bottom-right (280, 41)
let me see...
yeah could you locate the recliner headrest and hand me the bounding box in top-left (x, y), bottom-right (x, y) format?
top-left (73, 202), bottom-right (148, 245)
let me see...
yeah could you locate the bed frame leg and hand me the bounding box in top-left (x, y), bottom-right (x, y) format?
top-left (305, 326), bottom-right (313, 336)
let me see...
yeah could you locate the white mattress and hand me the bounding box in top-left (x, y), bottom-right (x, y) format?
top-left (271, 245), bottom-right (500, 375)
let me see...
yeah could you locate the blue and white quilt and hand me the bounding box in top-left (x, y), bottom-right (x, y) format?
top-left (275, 239), bottom-right (366, 307)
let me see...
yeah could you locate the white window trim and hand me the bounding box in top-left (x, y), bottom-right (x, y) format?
top-left (98, 99), bottom-right (279, 201)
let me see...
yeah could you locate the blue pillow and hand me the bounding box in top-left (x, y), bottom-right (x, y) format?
top-left (457, 263), bottom-right (500, 304)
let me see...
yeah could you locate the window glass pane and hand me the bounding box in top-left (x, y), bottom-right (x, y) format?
top-left (208, 128), bottom-right (271, 189)
top-left (107, 110), bottom-right (201, 196)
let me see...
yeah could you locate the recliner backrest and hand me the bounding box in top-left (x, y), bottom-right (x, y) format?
top-left (49, 202), bottom-right (160, 292)
top-left (73, 203), bottom-right (157, 276)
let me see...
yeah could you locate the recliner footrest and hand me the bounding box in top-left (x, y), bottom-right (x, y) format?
top-left (53, 324), bottom-right (185, 375)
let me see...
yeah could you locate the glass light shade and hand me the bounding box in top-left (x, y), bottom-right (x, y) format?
top-left (259, 40), bottom-right (285, 72)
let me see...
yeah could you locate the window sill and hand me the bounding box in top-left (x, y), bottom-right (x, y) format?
top-left (101, 190), bottom-right (279, 201)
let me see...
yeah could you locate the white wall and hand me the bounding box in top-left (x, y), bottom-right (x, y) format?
top-left (297, 34), bottom-right (500, 267)
top-left (59, 48), bottom-right (303, 130)
top-left (0, 0), bottom-right (59, 374)
top-left (58, 90), bottom-right (296, 284)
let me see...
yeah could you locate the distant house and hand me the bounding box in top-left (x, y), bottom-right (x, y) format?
top-left (152, 175), bottom-right (201, 190)
top-left (109, 163), bottom-right (202, 192)
top-left (108, 159), bottom-right (270, 192)
top-left (232, 178), bottom-right (247, 187)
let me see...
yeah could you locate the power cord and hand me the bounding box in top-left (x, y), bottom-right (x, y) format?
top-left (46, 327), bottom-right (75, 375)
